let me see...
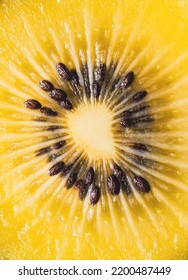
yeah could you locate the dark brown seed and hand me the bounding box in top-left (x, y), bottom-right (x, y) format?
top-left (133, 143), bottom-right (148, 151)
top-left (120, 115), bottom-right (153, 128)
top-left (84, 167), bottom-right (95, 187)
top-left (56, 63), bottom-right (71, 81)
top-left (134, 155), bottom-right (147, 166)
top-left (120, 118), bottom-right (133, 128)
top-left (90, 185), bottom-right (101, 205)
top-left (75, 179), bottom-right (86, 189)
top-left (40, 107), bottom-right (58, 116)
top-left (65, 172), bottom-right (77, 188)
top-left (113, 164), bottom-right (125, 180)
top-left (128, 90), bottom-right (147, 104)
top-left (82, 64), bottom-right (91, 97)
top-left (120, 104), bottom-right (149, 118)
top-left (70, 69), bottom-right (80, 85)
top-left (36, 146), bottom-right (51, 156)
top-left (48, 161), bottom-right (64, 176)
top-left (47, 125), bottom-right (62, 131)
top-left (24, 99), bottom-right (42, 110)
top-left (60, 99), bottom-right (73, 110)
top-left (92, 81), bottom-right (101, 99)
top-left (133, 176), bottom-right (151, 193)
top-left (120, 110), bottom-right (132, 118)
top-left (39, 80), bottom-right (54, 92)
top-left (79, 187), bottom-right (88, 200)
top-left (51, 140), bottom-right (66, 150)
top-left (49, 89), bottom-right (67, 101)
top-left (61, 164), bottom-right (74, 177)
top-left (113, 165), bottom-right (132, 196)
top-left (107, 174), bottom-right (120, 195)
top-left (94, 63), bottom-right (106, 83)
top-left (120, 71), bottom-right (134, 89)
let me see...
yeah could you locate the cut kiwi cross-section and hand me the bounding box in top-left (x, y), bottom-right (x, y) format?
top-left (0, 0), bottom-right (188, 260)
top-left (23, 60), bottom-right (153, 204)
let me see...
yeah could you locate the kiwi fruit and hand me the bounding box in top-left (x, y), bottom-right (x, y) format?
top-left (0, 0), bottom-right (188, 260)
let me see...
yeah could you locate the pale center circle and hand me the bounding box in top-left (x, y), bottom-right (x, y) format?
top-left (67, 103), bottom-right (115, 160)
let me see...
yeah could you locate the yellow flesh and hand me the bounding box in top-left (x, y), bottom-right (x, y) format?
top-left (0, 0), bottom-right (188, 259)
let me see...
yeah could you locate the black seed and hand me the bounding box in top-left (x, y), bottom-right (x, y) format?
top-left (133, 143), bottom-right (148, 151)
top-left (113, 164), bottom-right (125, 179)
top-left (82, 64), bottom-right (91, 97)
top-left (24, 99), bottom-right (42, 110)
top-left (60, 99), bottom-right (73, 110)
top-left (90, 185), bottom-right (101, 205)
top-left (75, 179), bottom-right (86, 189)
top-left (65, 172), bottom-right (77, 188)
top-left (56, 63), bottom-right (71, 81)
top-left (107, 174), bottom-right (120, 195)
top-left (49, 89), bottom-right (67, 101)
top-left (120, 71), bottom-right (134, 89)
top-left (47, 125), bottom-right (62, 131)
top-left (48, 161), bottom-right (64, 176)
top-left (92, 81), bottom-right (101, 99)
top-left (79, 187), bottom-right (88, 200)
top-left (94, 63), bottom-right (106, 83)
top-left (61, 164), bottom-right (74, 177)
top-left (133, 176), bottom-right (151, 193)
top-left (113, 165), bottom-right (132, 196)
top-left (120, 110), bottom-right (132, 118)
top-left (130, 151), bottom-right (147, 166)
top-left (120, 118), bottom-right (133, 128)
top-left (84, 167), bottom-right (95, 187)
top-left (134, 155), bottom-right (147, 166)
top-left (120, 104), bottom-right (149, 118)
top-left (70, 69), bottom-right (80, 85)
top-left (35, 146), bottom-right (51, 156)
top-left (39, 80), bottom-right (54, 92)
top-left (40, 107), bottom-right (58, 116)
top-left (129, 90), bottom-right (147, 104)
top-left (120, 115), bottom-right (153, 128)
top-left (51, 140), bottom-right (66, 150)
top-left (48, 153), bottom-right (61, 162)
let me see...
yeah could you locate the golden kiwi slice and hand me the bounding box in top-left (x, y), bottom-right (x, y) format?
top-left (0, 0), bottom-right (188, 259)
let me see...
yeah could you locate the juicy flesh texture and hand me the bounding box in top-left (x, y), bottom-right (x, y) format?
top-left (0, 0), bottom-right (188, 259)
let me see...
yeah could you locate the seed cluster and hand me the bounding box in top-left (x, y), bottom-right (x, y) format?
top-left (24, 61), bottom-right (153, 205)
